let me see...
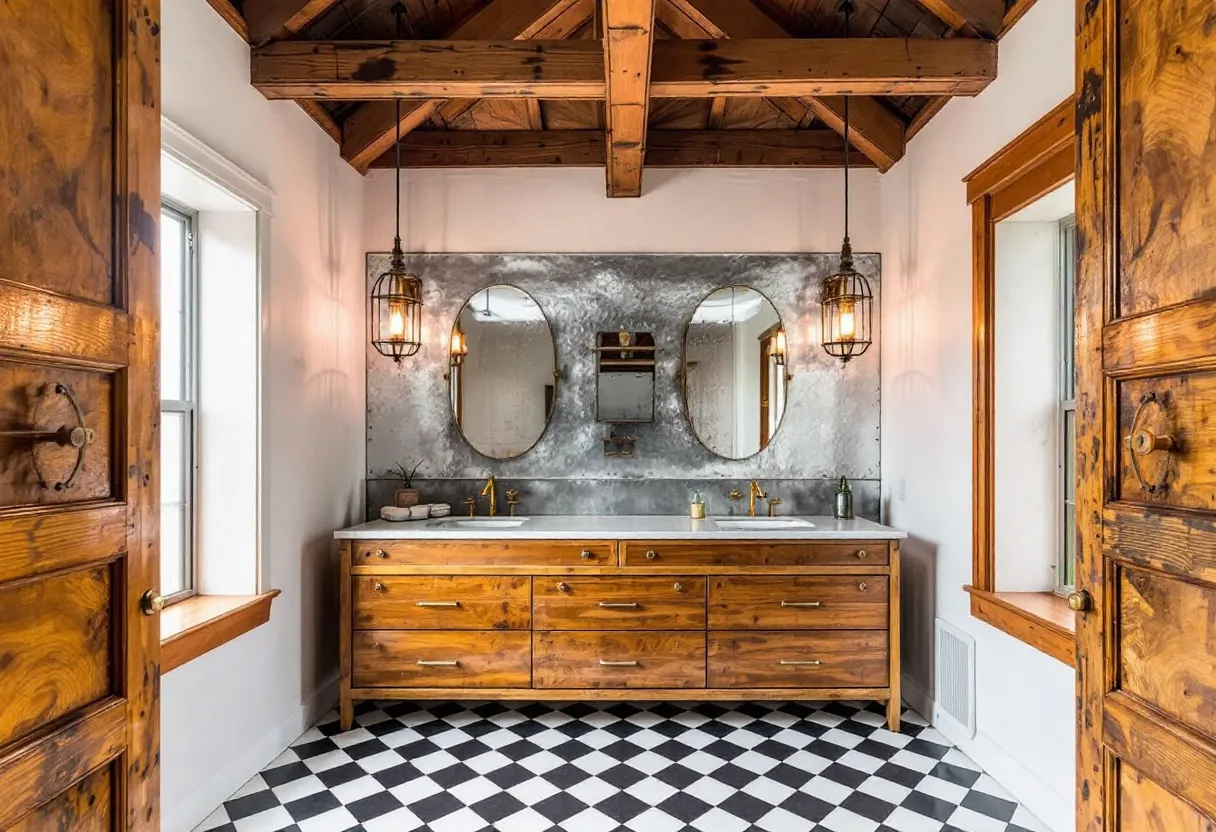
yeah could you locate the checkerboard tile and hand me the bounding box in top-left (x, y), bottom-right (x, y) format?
top-left (195, 701), bottom-right (1050, 832)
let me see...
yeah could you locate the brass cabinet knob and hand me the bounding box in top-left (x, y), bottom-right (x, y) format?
top-left (373, 582), bottom-right (386, 592)
top-left (855, 549), bottom-right (868, 560)
top-left (556, 582), bottom-right (570, 593)
top-left (673, 582), bottom-right (683, 592)
top-left (580, 549), bottom-right (595, 560)
top-left (140, 590), bottom-right (165, 616)
top-left (645, 550), bottom-right (658, 560)
top-left (1067, 590), bottom-right (1092, 613)
top-left (858, 582), bottom-right (867, 592)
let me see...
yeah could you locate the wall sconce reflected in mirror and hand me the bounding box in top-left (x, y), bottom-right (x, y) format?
top-left (773, 328), bottom-right (788, 366)
top-left (449, 326), bottom-right (468, 367)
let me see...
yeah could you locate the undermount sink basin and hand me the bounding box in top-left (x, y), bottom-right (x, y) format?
top-left (433, 518), bottom-right (529, 529)
top-left (712, 518), bottom-right (815, 530)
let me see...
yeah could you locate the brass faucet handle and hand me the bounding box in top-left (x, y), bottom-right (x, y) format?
top-left (506, 490), bottom-right (521, 518)
top-left (728, 489), bottom-right (743, 501)
top-left (505, 489), bottom-right (519, 500)
top-left (462, 497), bottom-right (477, 517)
top-left (767, 497), bottom-right (783, 518)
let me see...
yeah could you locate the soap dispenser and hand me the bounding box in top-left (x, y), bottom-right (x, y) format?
top-left (834, 476), bottom-right (854, 520)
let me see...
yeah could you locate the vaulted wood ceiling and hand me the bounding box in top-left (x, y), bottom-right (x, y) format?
top-left (209, 0), bottom-right (1034, 196)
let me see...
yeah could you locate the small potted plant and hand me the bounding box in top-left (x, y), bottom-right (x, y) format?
top-left (389, 460), bottom-right (424, 508)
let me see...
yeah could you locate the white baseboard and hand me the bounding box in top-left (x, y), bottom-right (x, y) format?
top-left (166, 675), bottom-right (339, 832)
top-left (899, 674), bottom-right (1069, 832)
top-left (933, 714), bottom-right (1072, 832)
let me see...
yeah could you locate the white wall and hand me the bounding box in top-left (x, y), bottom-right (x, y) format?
top-left (364, 166), bottom-right (883, 255)
top-left (160, 1), bottom-right (366, 829)
top-left (879, 0), bottom-right (1076, 829)
top-left (994, 221), bottom-right (1060, 592)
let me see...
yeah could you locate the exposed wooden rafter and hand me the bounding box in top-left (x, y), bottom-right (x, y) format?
top-left (367, 129), bottom-right (877, 168)
top-left (339, 0), bottom-right (593, 172)
top-left (656, 0), bottom-right (906, 171)
top-left (243, 0), bottom-right (343, 44)
top-left (603, 0), bottom-right (657, 197)
top-left (909, 0), bottom-right (1004, 38)
top-left (251, 37), bottom-right (996, 100)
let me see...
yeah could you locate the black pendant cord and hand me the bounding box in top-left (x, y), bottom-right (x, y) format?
top-left (840, 0), bottom-right (853, 247)
top-left (392, 2), bottom-right (406, 258)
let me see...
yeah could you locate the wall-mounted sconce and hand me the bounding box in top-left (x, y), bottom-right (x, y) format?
top-left (449, 325), bottom-right (468, 367)
top-left (773, 327), bottom-right (788, 366)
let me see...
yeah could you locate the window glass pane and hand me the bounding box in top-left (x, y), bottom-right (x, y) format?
top-left (160, 410), bottom-right (188, 595)
top-left (1063, 506), bottom-right (1076, 589)
top-left (1061, 219), bottom-right (1077, 401)
top-left (1065, 409), bottom-right (1075, 503)
top-left (161, 211), bottom-right (185, 401)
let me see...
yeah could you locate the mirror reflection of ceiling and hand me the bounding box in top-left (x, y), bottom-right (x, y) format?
top-left (464, 287), bottom-right (547, 323)
top-left (691, 287), bottom-right (769, 324)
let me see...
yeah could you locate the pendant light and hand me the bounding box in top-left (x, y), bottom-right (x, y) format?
top-left (370, 3), bottom-right (423, 362)
top-left (820, 0), bottom-right (874, 363)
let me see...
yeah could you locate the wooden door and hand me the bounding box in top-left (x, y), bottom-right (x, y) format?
top-left (1076, 0), bottom-right (1216, 828)
top-left (0, 0), bottom-right (161, 828)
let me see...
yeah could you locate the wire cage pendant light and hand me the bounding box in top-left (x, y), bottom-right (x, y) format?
top-left (371, 3), bottom-right (423, 363)
top-left (821, 0), bottom-right (874, 363)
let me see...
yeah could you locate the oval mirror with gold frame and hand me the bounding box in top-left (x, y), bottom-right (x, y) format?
top-left (448, 285), bottom-right (556, 459)
top-left (682, 285), bottom-right (788, 460)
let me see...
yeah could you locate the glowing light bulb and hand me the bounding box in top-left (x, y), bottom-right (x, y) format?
top-left (774, 328), bottom-right (787, 364)
top-left (388, 298), bottom-right (407, 340)
top-left (838, 300), bottom-right (856, 341)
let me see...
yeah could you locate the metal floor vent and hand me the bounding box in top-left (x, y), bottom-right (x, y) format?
top-left (934, 618), bottom-right (976, 738)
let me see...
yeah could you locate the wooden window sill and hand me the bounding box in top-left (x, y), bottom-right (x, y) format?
top-left (964, 586), bottom-right (1076, 668)
top-left (161, 590), bottom-right (280, 674)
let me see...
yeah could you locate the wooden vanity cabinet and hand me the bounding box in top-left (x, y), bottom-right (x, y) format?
top-left (339, 538), bottom-right (901, 732)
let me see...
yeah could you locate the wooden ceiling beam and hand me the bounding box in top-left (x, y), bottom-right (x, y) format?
top-left (909, 0), bottom-right (1005, 38)
top-left (366, 129), bottom-right (876, 168)
top-left (659, 0), bottom-right (906, 171)
top-left (243, 0), bottom-right (342, 44)
top-left (339, 0), bottom-right (591, 172)
top-left (252, 37), bottom-right (995, 100)
top-left (603, 0), bottom-right (658, 197)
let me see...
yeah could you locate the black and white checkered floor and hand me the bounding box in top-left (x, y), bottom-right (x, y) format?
top-left (197, 700), bottom-right (1049, 832)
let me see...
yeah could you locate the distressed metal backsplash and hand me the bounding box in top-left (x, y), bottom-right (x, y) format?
top-left (366, 253), bottom-right (880, 518)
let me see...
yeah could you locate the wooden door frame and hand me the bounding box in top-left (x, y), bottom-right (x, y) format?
top-left (962, 95), bottom-right (1077, 667)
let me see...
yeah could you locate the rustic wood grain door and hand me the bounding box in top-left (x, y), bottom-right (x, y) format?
top-left (1076, 0), bottom-right (1216, 828)
top-left (0, 0), bottom-right (161, 828)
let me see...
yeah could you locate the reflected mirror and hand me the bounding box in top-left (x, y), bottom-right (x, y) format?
top-left (448, 285), bottom-right (556, 459)
top-left (683, 286), bottom-right (787, 459)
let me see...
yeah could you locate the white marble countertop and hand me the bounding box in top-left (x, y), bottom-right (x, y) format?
top-left (334, 515), bottom-right (906, 541)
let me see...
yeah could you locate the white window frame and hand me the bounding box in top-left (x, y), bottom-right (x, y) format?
top-left (161, 116), bottom-right (275, 594)
top-left (1057, 214), bottom-right (1077, 596)
top-left (161, 199), bottom-right (200, 605)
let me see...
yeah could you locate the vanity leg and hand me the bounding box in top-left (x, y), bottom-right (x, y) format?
top-left (339, 541), bottom-right (354, 732)
top-left (887, 539), bottom-right (902, 733)
top-left (340, 688), bottom-right (354, 733)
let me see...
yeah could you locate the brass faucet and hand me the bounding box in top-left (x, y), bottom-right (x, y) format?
top-left (480, 474), bottom-right (499, 517)
top-left (748, 480), bottom-right (766, 517)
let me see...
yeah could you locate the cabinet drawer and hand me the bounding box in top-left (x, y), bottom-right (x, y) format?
top-left (533, 577), bottom-right (705, 629)
top-left (352, 576), bottom-right (531, 630)
top-left (352, 630), bottom-right (531, 688)
top-left (708, 631), bottom-right (888, 688)
top-left (620, 540), bottom-right (886, 568)
top-left (709, 576), bottom-right (888, 629)
top-left (352, 540), bottom-right (617, 567)
top-left (533, 631), bottom-right (706, 689)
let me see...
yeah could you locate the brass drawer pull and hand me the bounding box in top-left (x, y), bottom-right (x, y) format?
top-left (858, 582), bottom-right (867, 592)
top-left (416, 659), bottom-right (460, 667)
top-left (855, 549), bottom-right (868, 559)
top-left (780, 600), bottom-right (822, 608)
top-left (556, 582), bottom-right (571, 593)
top-left (673, 582), bottom-right (683, 592)
top-left (598, 601), bottom-right (639, 608)
top-left (363, 548), bottom-right (388, 559)
top-left (373, 582), bottom-right (386, 592)
top-left (599, 659), bottom-right (638, 667)
top-left (645, 550), bottom-right (658, 560)
top-left (416, 601), bottom-right (461, 608)
top-left (779, 660), bottom-right (822, 667)
top-left (580, 549), bottom-right (596, 560)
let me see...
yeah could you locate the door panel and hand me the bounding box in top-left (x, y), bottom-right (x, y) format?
top-left (1115, 0), bottom-right (1216, 319)
top-left (0, 0), bottom-right (116, 305)
top-left (0, 566), bottom-right (112, 748)
top-left (1077, 0), bottom-right (1216, 828)
top-left (1119, 568), bottom-right (1216, 743)
top-left (0, 0), bottom-right (160, 827)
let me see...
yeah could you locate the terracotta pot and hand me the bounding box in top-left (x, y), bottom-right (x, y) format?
top-left (394, 487), bottom-right (420, 508)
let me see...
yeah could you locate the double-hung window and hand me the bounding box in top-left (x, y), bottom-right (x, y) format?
top-left (160, 202), bottom-right (197, 604)
top-left (1058, 215), bottom-right (1077, 594)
